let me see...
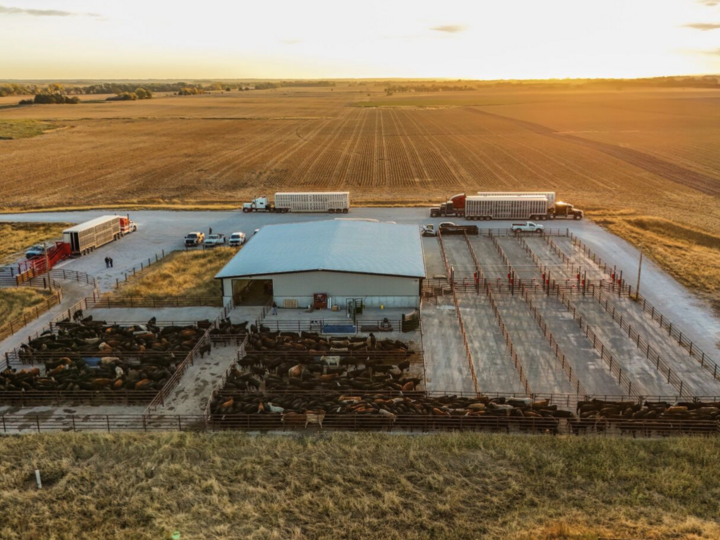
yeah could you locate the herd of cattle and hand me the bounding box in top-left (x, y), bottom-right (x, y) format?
top-left (233, 329), bottom-right (419, 393)
top-left (210, 393), bottom-right (573, 430)
top-left (2, 317), bottom-right (208, 396)
top-left (577, 399), bottom-right (720, 421)
top-left (3, 313), bottom-right (720, 437)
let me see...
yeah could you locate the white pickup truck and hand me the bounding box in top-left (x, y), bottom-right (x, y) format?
top-left (511, 221), bottom-right (544, 233)
top-left (204, 233), bottom-right (227, 247)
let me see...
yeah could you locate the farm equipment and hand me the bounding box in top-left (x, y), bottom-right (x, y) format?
top-left (242, 192), bottom-right (350, 213)
top-left (423, 222), bottom-right (478, 236)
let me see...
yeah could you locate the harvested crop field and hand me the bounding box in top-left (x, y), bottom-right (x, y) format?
top-left (2, 87), bottom-right (720, 239)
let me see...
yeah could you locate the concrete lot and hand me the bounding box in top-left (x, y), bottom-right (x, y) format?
top-left (458, 295), bottom-right (525, 394)
top-left (87, 307), bottom-right (222, 324)
top-left (421, 296), bottom-right (475, 394)
top-left (2, 208), bottom-right (720, 418)
top-left (2, 207), bottom-right (716, 360)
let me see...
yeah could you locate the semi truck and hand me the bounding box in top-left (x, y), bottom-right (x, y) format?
top-left (429, 192), bottom-right (583, 220)
top-left (63, 215), bottom-right (136, 256)
top-left (242, 192), bottom-right (350, 213)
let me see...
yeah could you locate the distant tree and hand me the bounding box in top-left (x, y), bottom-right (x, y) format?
top-left (33, 92), bottom-right (79, 104)
top-left (134, 87), bottom-right (152, 99)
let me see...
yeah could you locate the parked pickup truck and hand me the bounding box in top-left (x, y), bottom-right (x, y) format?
top-left (228, 232), bottom-right (246, 247)
top-left (511, 222), bottom-right (544, 233)
top-left (204, 233), bottom-right (227, 247)
top-left (185, 232), bottom-right (205, 247)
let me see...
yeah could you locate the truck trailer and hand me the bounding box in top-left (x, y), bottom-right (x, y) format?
top-left (242, 192), bottom-right (350, 213)
top-left (477, 191), bottom-right (556, 206)
top-left (63, 215), bottom-right (133, 256)
top-left (430, 192), bottom-right (583, 220)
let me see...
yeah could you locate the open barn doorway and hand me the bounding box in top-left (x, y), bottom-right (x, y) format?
top-left (232, 279), bottom-right (273, 306)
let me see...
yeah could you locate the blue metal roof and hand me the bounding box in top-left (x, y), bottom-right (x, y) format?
top-left (215, 220), bottom-right (426, 279)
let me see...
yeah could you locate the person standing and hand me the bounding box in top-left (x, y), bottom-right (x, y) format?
top-left (109, 257), bottom-right (114, 268)
top-left (272, 301), bottom-right (278, 316)
top-left (104, 257), bottom-right (109, 268)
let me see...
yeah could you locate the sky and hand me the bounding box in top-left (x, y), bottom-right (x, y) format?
top-left (1, 0), bottom-right (720, 80)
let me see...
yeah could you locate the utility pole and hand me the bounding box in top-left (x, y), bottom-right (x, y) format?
top-left (635, 245), bottom-right (643, 301)
top-left (43, 242), bottom-right (52, 293)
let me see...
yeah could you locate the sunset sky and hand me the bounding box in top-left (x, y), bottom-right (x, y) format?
top-left (1, 0), bottom-right (719, 80)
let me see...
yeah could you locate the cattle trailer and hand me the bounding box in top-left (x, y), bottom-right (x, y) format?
top-left (63, 215), bottom-right (122, 255)
top-left (477, 191), bottom-right (557, 206)
top-left (465, 195), bottom-right (551, 220)
top-left (274, 192), bottom-right (350, 213)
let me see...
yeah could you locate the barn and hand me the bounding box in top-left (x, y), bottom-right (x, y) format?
top-left (215, 220), bottom-right (425, 309)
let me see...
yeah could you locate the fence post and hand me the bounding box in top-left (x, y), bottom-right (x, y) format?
top-left (106, 415), bottom-right (111, 432)
top-left (72, 415), bottom-right (76, 432)
top-left (36, 415), bottom-right (41, 433)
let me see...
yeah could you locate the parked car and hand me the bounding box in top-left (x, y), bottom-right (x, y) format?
top-left (185, 232), bottom-right (205, 247)
top-left (25, 244), bottom-right (45, 259)
top-left (228, 232), bottom-right (246, 247)
top-left (204, 233), bottom-right (227, 247)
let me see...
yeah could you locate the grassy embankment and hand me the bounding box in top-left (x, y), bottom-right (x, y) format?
top-left (0, 222), bottom-right (71, 263)
top-left (0, 222), bottom-right (70, 324)
top-left (0, 288), bottom-right (55, 328)
top-left (115, 247), bottom-right (236, 298)
top-left (1, 433), bottom-right (719, 540)
top-left (589, 211), bottom-right (720, 310)
top-left (0, 119), bottom-right (59, 140)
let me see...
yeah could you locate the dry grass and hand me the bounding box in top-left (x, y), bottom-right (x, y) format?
top-left (0, 432), bottom-right (718, 540)
top-left (0, 287), bottom-right (54, 324)
top-left (116, 248), bottom-right (236, 298)
top-left (0, 222), bottom-right (71, 263)
top-left (592, 212), bottom-right (720, 308)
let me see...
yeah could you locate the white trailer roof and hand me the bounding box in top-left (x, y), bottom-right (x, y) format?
top-left (275, 191), bottom-right (350, 196)
top-left (63, 215), bottom-right (119, 233)
top-left (216, 220), bottom-right (425, 279)
top-left (467, 195), bottom-right (549, 202)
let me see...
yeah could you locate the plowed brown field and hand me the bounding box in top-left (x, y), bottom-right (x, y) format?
top-left (2, 87), bottom-right (719, 235)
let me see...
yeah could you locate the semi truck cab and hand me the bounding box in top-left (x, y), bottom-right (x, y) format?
top-left (242, 196), bottom-right (273, 212)
top-left (429, 194), bottom-right (467, 218)
top-left (551, 202), bottom-right (584, 220)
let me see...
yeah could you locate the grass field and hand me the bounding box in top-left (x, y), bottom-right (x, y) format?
top-left (116, 247), bottom-right (236, 298)
top-left (0, 119), bottom-right (59, 140)
top-left (0, 432), bottom-right (718, 540)
top-left (0, 221), bottom-right (71, 263)
top-left (592, 212), bottom-right (720, 308)
top-left (0, 287), bottom-right (54, 325)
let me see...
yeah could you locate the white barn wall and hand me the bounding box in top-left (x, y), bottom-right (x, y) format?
top-left (222, 271), bottom-right (420, 308)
